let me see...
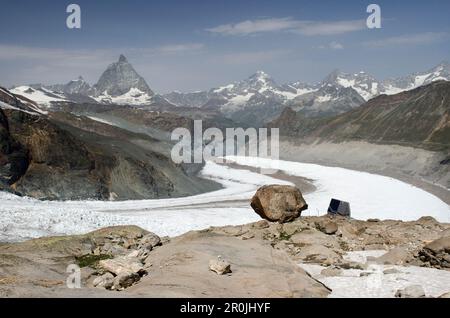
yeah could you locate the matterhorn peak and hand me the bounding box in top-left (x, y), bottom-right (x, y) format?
top-left (255, 70), bottom-right (268, 76)
top-left (94, 54), bottom-right (154, 99)
top-left (118, 54), bottom-right (128, 63)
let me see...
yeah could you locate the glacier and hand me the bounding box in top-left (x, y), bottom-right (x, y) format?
top-left (0, 157), bottom-right (448, 242)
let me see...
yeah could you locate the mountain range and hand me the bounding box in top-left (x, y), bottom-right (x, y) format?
top-left (7, 56), bottom-right (450, 126)
top-left (164, 62), bottom-right (450, 124)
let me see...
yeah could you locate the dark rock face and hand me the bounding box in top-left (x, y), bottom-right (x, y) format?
top-left (418, 236), bottom-right (450, 269)
top-left (3, 108), bottom-right (112, 200)
top-left (250, 185), bottom-right (308, 223)
top-left (0, 109), bottom-right (29, 190)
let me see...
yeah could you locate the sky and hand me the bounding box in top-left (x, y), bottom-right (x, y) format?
top-left (0, 0), bottom-right (449, 93)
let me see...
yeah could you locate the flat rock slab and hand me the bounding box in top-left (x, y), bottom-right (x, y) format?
top-left (131, 232), bottom-right (330, 298)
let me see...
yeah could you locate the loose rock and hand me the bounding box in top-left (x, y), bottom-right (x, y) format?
top-left (395, 285), bottom-right (426, 298)
top-left (98, 257), bottom-right (146, 276)
top-left (321, 267), bottom-right (342, 277)
top-left (112, 272), bottom-right (140, 290)
top-left (418, 236), bottom-right (450, 268)
top-left (93, 273), bottom-right (114, 289)
top-left (316, 220), bottom-right (338, 235)
top-left (209, 258), bottom-right (232, 275)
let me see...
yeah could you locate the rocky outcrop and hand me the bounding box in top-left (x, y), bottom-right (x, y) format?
top-left (1, 216), bottom-right (450, 297)
top-left (0, 224), bottom-right (331, 297)
top-left (418, 236), bottom-right (450, 269)
top-left (250, 185), bottom-right (308, 223)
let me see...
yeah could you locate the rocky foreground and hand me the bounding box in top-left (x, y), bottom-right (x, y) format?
top-left (0, 215), bottom-right (449, 298)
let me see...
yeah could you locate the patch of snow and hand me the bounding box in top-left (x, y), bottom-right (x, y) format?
top-left (10, 86), bottom-right (67, 107)
top-left (276, 88), bottom-right (316, 100)
top-left (86, 116), bottom-right (117, 126)
top-left (299, 250), bottom-right (450, 298)
top-left (94, 88), bottom-right (153, 106)
top-left (382, 85), bottom-right (405, 96)
top-left (221, 93), bottom-right (254, 112)
top-left (316, 94), bottom-right (333, 103)
top-left (337, 77), bottom-right (355, 88)
top-left (213, 84), bottom-right (235, 93)
top-left (414, 73), bottom-right (430, 87)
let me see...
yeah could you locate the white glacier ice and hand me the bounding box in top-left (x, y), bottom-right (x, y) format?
top-left (0, 157), bottom-right (448, 242)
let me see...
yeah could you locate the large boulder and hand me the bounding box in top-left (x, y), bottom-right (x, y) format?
top-left (250, 185), bottom-right (308, 223)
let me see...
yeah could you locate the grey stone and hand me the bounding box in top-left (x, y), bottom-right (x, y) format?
top-left (93, 273), bottom-right (115, 289)
top-left (395, 285), bottom-right (426, 298)
top-left (209, 258), bottom-right (232, 275)
top-left (112, 272), bottom-right (140, 290)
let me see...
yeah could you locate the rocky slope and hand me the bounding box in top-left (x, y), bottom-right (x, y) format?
top-left (270, 81), bottom-right (450, 151)
top-left (0, 215), bottom-right (449, 298)
top-left (0, 87), bottom-right (219, 200)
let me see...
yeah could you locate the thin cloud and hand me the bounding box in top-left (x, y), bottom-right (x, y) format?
top-left (293, 20), bottom-right (366, 36)
top-left (149, 43), bottom-right (205, 55)
top-left (364, 32), bottom-right (448, 47)
top-left (206, 17), bottom-right (366, 36)
top-left (212, 49), bottom-right (292, 65)
top-left (329, 41), bottom-right (344, 50)
top-left (317, 41), bottom-right (344, 50)
top-left (0, 43), bottom-right (206, 61)
top-left (206, 17), bottom-right (298, 36)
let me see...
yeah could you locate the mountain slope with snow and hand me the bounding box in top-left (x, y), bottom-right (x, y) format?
top-left (383, 61), bottom-right (450, 95)
top-left (10, 85), bottom-right (68, 108)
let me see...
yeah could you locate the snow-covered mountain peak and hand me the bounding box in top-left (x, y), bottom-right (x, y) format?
top-left (70, 76), bottom-right (85, 82)
top-left (321, 70), bottom-right (381, 101)
top-left (94, 55), bottom-right (154, 98)
top-left (243, 71), bottom-right (277, 91)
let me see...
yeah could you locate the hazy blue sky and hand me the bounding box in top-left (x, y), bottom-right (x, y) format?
top-left (0, 0), bottom-right (449, 92)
